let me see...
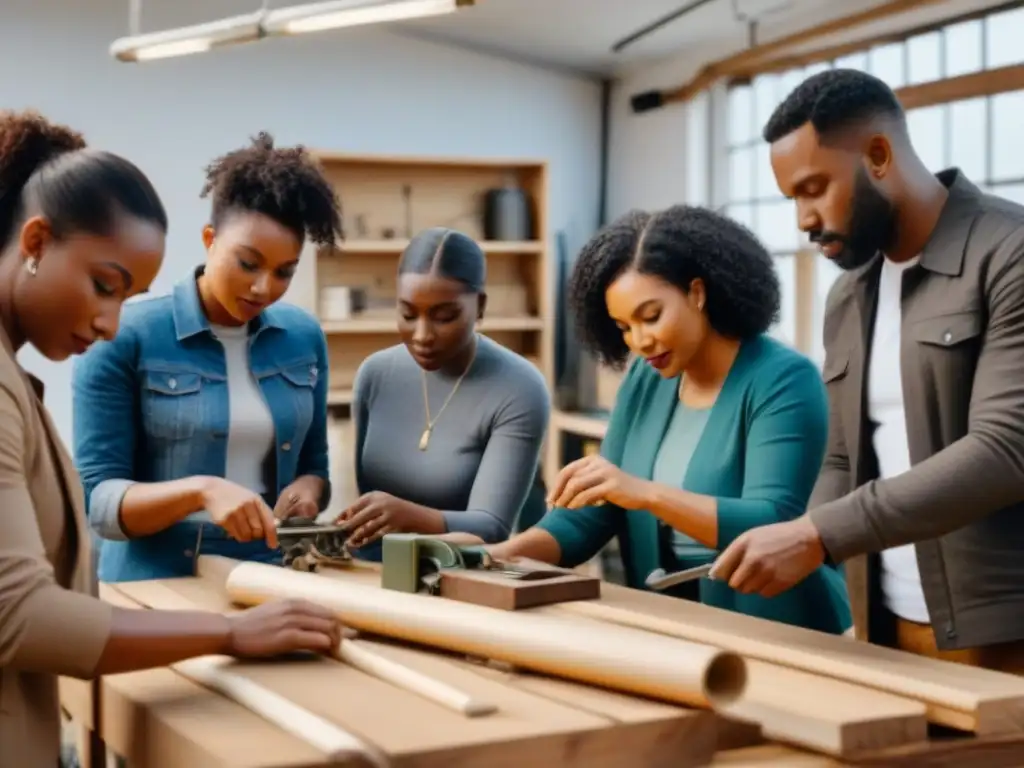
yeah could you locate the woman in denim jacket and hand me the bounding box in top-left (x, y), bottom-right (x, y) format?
top-left (71, 133), bottom-right (344, 582)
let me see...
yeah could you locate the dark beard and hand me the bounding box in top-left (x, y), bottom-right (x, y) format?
top-left (812, 170), bottom-right (897, 271)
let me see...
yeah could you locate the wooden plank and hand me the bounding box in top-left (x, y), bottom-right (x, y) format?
top-left (312, 563), bottom-right (929, 757)
top-left (98, 585), bottom-right (331, 768)
top-left (712, 744), bottom-right (840, 766)
top-left (558, 583), bottom-right (1024, 735)
top-left (112, 577), bottom-right (717, 768)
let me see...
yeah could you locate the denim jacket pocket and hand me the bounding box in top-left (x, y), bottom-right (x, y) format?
top-left (278, 360), bottom-right (318, 434)
top-left (142, 369), bottom-right (203, 441)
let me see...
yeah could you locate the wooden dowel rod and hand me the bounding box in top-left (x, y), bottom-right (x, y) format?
top-left (174, 655), bottom-right (390, 767)
top-left (339, 639), bottom-right (498, 717)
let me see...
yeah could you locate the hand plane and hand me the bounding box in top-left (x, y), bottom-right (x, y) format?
top-left (380, 533), bottom-right (526, 594)
top-left (276, 518), bottom-right (352, 572)
top-left (380, 533), bottom-right (600, 610)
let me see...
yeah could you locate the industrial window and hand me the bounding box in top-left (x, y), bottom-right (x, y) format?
top-left (722, 4), bottom-right (1024, 365)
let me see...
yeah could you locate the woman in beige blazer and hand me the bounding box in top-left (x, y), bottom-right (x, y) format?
top-left (0, 111), bottom-right (343, 767)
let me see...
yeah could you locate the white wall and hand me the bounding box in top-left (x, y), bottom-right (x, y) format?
top-left (0, 0), bottom-right (603, 447)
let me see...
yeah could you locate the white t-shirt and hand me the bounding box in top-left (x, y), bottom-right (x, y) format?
top-left (867, 255), bottom-right (929, 623)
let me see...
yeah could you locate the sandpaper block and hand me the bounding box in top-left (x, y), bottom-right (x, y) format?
top-left (439, 559), bottom-right (600, 610)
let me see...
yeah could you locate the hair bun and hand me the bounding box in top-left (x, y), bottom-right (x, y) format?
top-left (0, 110), bottom-right (86, 201)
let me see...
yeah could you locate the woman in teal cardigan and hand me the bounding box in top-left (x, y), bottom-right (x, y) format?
top-left (446, 205), bottom-right (851, 634)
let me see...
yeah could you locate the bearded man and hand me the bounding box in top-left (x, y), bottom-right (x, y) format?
top-left (712, 68), bottom-right (1024, 671)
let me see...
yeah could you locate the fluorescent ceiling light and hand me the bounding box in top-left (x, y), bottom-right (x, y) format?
top-left (109, 11), bottom-right (265, 63)
top-left (264, 0), bottom-right (474, 36)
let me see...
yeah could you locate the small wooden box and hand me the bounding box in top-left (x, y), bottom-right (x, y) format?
top-left (439, 563), bottom-right (600, 610)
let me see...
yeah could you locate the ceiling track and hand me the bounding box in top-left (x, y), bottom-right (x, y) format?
top-left (610, 0), bottom-right (718, 53)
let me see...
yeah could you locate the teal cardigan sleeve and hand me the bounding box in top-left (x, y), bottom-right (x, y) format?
top-left (714, 355), bottom-right (829, 548)
top-left (533, 359), bottom-right (643, 567)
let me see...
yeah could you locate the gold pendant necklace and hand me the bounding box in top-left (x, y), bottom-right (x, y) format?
top-left (419, 339), bottom-right (477, 451)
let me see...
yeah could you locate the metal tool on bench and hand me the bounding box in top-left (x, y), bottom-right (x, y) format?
top-left (381, 533), bottom-right (550, 595)
top-left (276, 517), bottom-right (352, 572)
top-left (645, 563), bottom-right (714, 592)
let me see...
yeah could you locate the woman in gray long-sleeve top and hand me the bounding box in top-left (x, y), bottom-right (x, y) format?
top-left (337, 227), bottom-right (551, 557)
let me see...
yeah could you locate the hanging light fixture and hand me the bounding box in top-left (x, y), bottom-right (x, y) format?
top-left (109, 9), bottom-right (266, 62)
top-left (109, 0), bottom-right (475, 63)
top-left (263, 0), bottom-right (474, 37)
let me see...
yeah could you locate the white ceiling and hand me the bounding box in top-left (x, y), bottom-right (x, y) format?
top-left (393, 0), bottom-right (879, 76)
top-left (139, 0), bottom-right (1001, 79)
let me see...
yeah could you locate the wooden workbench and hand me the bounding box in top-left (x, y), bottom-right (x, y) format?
top-left (61, 579), bottom-right (732, 768)
top-left (59, 562), bottom-right (1024, 768)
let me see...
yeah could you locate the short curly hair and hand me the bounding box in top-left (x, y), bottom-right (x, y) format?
top-left (568, 204), bottom-right (781, 369)
top-left (201, 132), bottom-right (343, 247)
top-left (762, 68), bottom-right (905, 143)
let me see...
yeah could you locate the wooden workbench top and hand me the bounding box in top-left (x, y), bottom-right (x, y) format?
top-left (74, 577), bottom-right (723, 768)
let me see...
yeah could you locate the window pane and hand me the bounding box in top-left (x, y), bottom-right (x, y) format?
top-left (726, 204), bottom-right (755, 233)
top-left (991, 90), bottom-right (1024, 182)
top-left (754, 74), bottom-right (780, 134)
top-left (728, 85), bottom-right (754, 146)
top-left (729, 146), bottom-right (756, 201)
top-left (986, 8), bottom-right (1024, 69)
top-left (770, 254), bottom-right (798, 349)
top-left (834, 51), bottom-right (869, 71)
top-left (686, 91), bottom-right (710, 205)
top-left (756, 199), bottom-right (799, 253)
top-left (870, 42), bottom-right (906, 87)
top-left (990, 183), bottom-right (1024, 205)
top-left (804, 61), bottom-right (831, 77)
top-left (949, 97), bottom-right (987, 181)
top-left (906, 32), bottom-right (942, 84)
top-left (778, 67), bottom-right (806, 103)
top-left (945, 20), bottom-right (982, 77)
top-left (906, 105), bottom-right (947, 172)
top-left (755, 142), bottom-right (778, 198)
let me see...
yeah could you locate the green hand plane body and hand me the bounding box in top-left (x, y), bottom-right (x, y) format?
top-left (381, 533), bottom-right (536, 594)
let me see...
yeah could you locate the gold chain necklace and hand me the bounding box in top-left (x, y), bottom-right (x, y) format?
top-left (418, 339), bottom-right (478, 451)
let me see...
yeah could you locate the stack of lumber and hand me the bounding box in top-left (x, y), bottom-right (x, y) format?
top-left (74, 556), bottom-right (1024, 768)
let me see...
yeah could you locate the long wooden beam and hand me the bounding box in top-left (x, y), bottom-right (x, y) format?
top-left (728, 0), bottom-right (1024, 81)
top-left (661, 0), bottom-right (947, 104)
top-left (896, 64), bottom-right (1024, 109)
top-left (560, 583), bottom-right (1024, 735)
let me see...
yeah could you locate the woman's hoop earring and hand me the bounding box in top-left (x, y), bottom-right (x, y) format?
top-left (25, 258), bottom-right (38, 276)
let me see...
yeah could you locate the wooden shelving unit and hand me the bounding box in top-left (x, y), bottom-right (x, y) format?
top-left (284, 152), bottom-right (552, 408)
top-left (543, 364), bottom-right (623, 485)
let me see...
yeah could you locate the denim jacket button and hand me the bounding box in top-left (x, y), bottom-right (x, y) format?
top-left (282, 442), bottom-right (292, 451)
top-left (168, 377), bottom-right (177, 390)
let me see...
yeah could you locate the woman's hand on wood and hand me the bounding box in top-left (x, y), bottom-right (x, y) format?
top-left (226, 599), bottom-right (342, 657)
top-left (547, 455), bottom-right (653, 511)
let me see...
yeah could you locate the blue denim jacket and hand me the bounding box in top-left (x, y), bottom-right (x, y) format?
top-left (72, 268), bottom-right (330, 582)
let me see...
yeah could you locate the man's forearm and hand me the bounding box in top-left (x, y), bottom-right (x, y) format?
top-left (809, 432), bottom-right (1024, 562)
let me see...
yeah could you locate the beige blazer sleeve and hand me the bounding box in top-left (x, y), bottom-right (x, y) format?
top-left (0, 382), bottom-right (112, 679)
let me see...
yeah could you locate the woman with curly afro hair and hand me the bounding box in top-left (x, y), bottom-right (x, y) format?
top-left (441, 205), bottom-right (852, 634)
top-left (73, 132), bottom-right (345, 583)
